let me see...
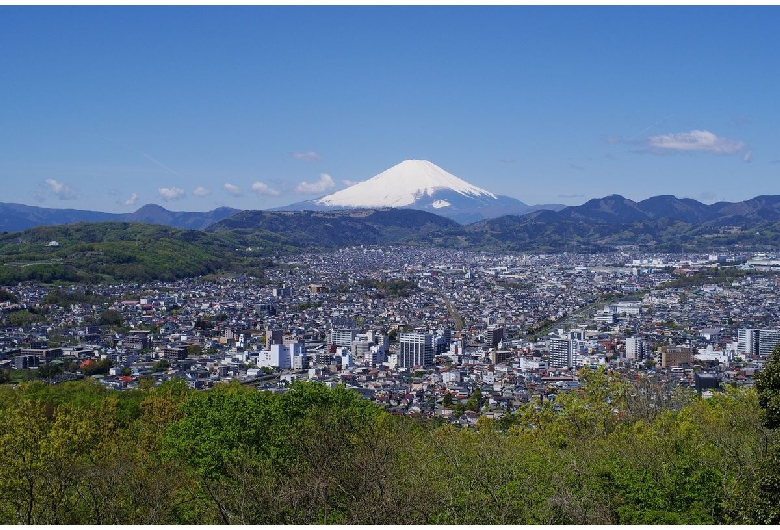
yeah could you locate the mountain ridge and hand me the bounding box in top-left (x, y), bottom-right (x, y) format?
top-left (276, 159), bottom-right (565, 224)
top-left (0, 202), bottom-right (240, 232)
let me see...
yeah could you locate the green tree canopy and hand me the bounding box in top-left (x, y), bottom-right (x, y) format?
top-left (756, 344), bottom-right (780, 429)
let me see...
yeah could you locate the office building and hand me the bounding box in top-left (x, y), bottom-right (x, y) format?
top-left (399, 331), bottom-right (435, 368)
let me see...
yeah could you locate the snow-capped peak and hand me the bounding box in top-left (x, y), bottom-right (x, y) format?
top-left (314, 159), bottom-right (497, 209)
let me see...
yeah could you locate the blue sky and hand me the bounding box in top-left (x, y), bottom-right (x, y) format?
top-left (2, 6), bottom-right (779, 212)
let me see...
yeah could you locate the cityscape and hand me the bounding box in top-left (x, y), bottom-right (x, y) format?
top-left (3, 246), bottom-right (780, 422)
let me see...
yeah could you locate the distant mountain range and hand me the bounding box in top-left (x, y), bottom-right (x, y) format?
top-left (6, 193), bottom-right (780, 235)
top-left (3, 192), bottom-right (780, 285)
top-left (3, 186), bottom-right (780, 255)
top-left (207, 195), bottom-right (780, 254)
top-left (277, 159), bottom-right (566, 224)
top-left (0, 203), bottom-right (240, 233)
top-left (528, 194), bottom-right (780, 226)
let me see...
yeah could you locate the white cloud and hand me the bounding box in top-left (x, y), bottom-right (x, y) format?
top-left (290, 151), bottom-right (322, 161)
top-left (646, 130), bottom-right (745, 155)
top-left (295, 173), bottom-right (336, 194)
top-left (743, 150), bottom-right (753, 163)
top-left (193, 186), bottom-right (211, 197)
top-left (157, 187), bottom-right (185, 201)
top-left (45, 179), bottom-right (79, 200)
top-left (224, 183), bottom-right (243, 197)
top-left (121, 193), bottom-right (139, 206)
top-left (251, 181), bottom-right (281, 197)
top-left (342, 179), bottom-right (358, 187)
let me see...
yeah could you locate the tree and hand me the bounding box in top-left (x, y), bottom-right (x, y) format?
top-left (152, 359), bottom-right (171, 372)
top-left (755, 344), bottom-right (780, 429)
top-left (0, 288), bottom-right (19, 303)
top-left (37, 364), bottom-right (63, 380)
top-left (81, 358), bottom-right (113, 376)
top-left (99, 309), bottom-right (123, 327)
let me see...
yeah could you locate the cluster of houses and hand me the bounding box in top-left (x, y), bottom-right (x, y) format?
top-left (2, 247), bottom-right (779, 420)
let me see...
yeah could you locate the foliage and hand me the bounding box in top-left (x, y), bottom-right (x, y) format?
top-left (98, 309), bottom-right (123, 327)
top-left (0, 288), bottom-right (19, 303)
top-left (0, 222), bottom-right (279, 285)
top-left (5, 309), bottom-right (45, 326)
top-left (152, 359), bottom-right (171, 372)
top-left (0, 374), bottom-right (777, 524)
top-left (756, 344), bottom-right (780, 429)
top-left (42, 288), bottom-right (106, 306)
top-left (80, 358), bottom-right (113, 376)
top-left (359, 278), bottom-right (418, 298)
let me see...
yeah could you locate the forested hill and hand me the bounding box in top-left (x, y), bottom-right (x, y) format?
top-left (2, 361), bottom-right (780, 524)
top-left (209, 206), bottom-right (780, 254)
top-left (4, 204), bottom-right (780, 286)
top-left (0, 222), bottom-right (288, 284)
top-left (206, 208), bottom-right (462, 248)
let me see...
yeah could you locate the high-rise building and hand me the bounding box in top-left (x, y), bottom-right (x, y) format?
top-left (625, 337), bottom-right (648, 361)
top-left (435, 328), bottom-right (452, 354)
top-left (549, 338), bottom-right (573, 368)
top-left (486, 326), bottom-right (504, 349)
top-left (272, 285), bottom-right (293, 298)
top-left (330, 328), bottom-right (358, 347)
top-left (738, 328), bottom-right (780, 357)
top-left (399, 331), bottom-right (435, 368)
top-left (759, 329), bottom-right (780, 357)
top-left (659, 346), bottom-right (694, 368)
top-left (738, 328), bottom-right (759, 355)
top-left (265, 329), bottom-right (283, 349)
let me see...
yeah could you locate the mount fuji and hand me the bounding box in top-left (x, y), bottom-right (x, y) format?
top-left (279, 160), bottom-right (564, 224)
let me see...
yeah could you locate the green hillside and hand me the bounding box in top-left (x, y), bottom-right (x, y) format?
top-left (0, 222), bottom-right (285, 284)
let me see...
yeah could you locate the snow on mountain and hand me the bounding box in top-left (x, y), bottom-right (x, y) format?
top-left (315, 159), bottom-right (497, 208)
top-left (277, 159), bottom-right (563, 224)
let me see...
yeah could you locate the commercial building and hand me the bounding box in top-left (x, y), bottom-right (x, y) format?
top-left (549, 338), bottom-right (574, 369)
top-left (399, 331), bottom-right (435, 368)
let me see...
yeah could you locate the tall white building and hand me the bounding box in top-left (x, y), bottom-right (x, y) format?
top-left (399, 331), bottom-right (435, 368)
top-left (256, 343), bottom-right (306, 370)
top-left (759, 329), bottom-right (780, 357)
top-left (625, 337), bottom-right (648, 361)
top-left (330, 329), bottom-right (358, 347)
top-left (738, 328), bottom-right (759, 355)
top-left (738, 328), bottom-right (780, 357)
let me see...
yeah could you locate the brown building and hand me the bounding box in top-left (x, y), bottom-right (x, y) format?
top-left (659, 346), bottom-right (694, 368)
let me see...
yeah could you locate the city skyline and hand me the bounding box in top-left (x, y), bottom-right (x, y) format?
top-left (2, 5), bottom-right (779, 213)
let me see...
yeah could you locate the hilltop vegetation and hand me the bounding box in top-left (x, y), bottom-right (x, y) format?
top-left (1, 362), bottom-right (780, 524)
top-left (207, 208), bottom-right (460, 249)
top-left (208, 207), bottom-right (780, 254)
top-left (0, 222), bottom-right (284, 284)
top-left (3, 203), bottom-right (780, 286)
